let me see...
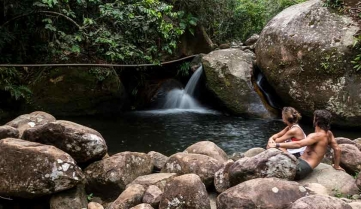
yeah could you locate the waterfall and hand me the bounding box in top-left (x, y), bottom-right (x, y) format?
top-left (254, 68), bottom-right (282, 110)
top-left (163, 66), bottom-right (204, 109)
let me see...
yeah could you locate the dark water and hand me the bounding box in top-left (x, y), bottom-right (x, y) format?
top-left (57, 110), bottom-right (361, 156)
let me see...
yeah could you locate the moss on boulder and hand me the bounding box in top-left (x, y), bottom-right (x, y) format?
top-left (256, 0), bottom-right (361, 127)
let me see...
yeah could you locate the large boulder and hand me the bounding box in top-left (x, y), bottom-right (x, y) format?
top-left (29, 67), bottom-right (127, 116)
top-left (161, 153), bottom-right (222, 187)
top-left (0, 138), bottom-right (84, 198)
top-left (229, 148), bottom-right (297, 185)
top-left (84, 152), bottom-right (153, 199)
top-left (159, 174), bottom-right (211, 209)
top-left (217, 178), bottom-right (307, 209)
top-left (297, 163), bottom-right (359, 196)
top-left (6, 111), bottom-right (56, 137)
top-left (184, 141), bottom-right (228, 163)
top-left (202, 48), bottom-right (274, 118)
top-left (22, 120), bottom-right (107, 163)
top-left (289, 195), bottom-right (352, 209)
top-left (255, 0), bottom-right (361, 128)
top-left (339, 144), bottom-right (361, 173)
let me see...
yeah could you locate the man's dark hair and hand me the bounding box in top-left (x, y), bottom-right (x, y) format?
top-left (314, 110), bottom-right (332, 131)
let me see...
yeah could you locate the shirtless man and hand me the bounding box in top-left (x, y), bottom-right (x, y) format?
top-left (268, 109), bottom-right (344, 180)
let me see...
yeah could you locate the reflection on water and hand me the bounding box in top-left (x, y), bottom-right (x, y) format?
top-left (59, 111), bottom-right (361, 156)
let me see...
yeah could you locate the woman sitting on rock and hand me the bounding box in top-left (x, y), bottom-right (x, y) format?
top-left (267, 107), bottom-right (306, 158)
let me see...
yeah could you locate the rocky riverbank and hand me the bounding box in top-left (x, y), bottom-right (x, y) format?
top-left (0, 111), bottom-right (361, 209)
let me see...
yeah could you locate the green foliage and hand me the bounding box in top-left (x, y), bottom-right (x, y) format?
top-left (87, 193), bottom-right (93, 202)
top-left (0, 68), bottom-right (32, 100)
top-left (352, 35), bottom-right (361, 72)
top-left (170, 0), bottom-right (306, 43)
top-left (323, 0), bottom-right (343, 9)
top-left (177, 62), bottom-right (190, 77)
top-left (88, 67), bottom-right (113, 82)
top-left (0, 0), bottom-right (195, 64)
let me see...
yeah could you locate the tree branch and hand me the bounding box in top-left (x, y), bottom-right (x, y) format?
top-left (1, 11), bottom-right (81, 29)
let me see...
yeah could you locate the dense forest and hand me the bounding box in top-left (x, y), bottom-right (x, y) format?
top-left (0, 0), bottom-right (360, 117)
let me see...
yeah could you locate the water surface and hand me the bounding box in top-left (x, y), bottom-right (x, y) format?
top-left (60, 110), bottom-right (361, 156)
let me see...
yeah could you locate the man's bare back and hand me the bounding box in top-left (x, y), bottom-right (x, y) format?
top-left (301, 131), bottom-right (329, 168)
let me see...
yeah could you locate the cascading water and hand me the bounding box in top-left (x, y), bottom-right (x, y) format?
top-left (163, 66), bottom-right (204, 110)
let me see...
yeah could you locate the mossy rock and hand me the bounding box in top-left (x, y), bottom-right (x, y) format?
top-left (202, 48), bottom-right (275, 118)
top-left (30, 67), bottom-right (127, 116)
top-left (256, 0), bottom-right (361, 127)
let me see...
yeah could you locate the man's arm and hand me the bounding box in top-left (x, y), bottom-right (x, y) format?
top-left (328, 131), bottom-right (344, 171)
top-left (268, 133), bottom-right (318, 149)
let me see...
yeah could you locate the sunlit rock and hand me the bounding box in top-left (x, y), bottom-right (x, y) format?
top-left (289, 195), bottom-right (352, 209)
top-left (161, 153), bottom-right (222, 187)
top-left (23, 120), bottom-right (107, 163)
top-left (217, 178), bottom-right (307, 209)
top-left (6, 111), bottom-right (55, 137)
top-left (159, 174), bottom-right (210, 209)
top-left (84, 152), bottom-right (152, 200)
top-left (229, 148), bottom-right (297, 185)
top-left (0, 138), bottom-right (83, 198)
top-left (184, 141), bottom-right (228, 163)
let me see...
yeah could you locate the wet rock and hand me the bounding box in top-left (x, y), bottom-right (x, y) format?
top-left (84, 152), bottom-right (153, 200)
top-left (243, 147), bottom-right (265, 157)
top-left (159, 174), bottom-right (210, 209)
top-left (303, 183), bottom-right (329, 196)
top-left (29, 67), bottom-right (127, 116)
top-left (23, 120), bottom-right (107, 163)
top-left (0, 138), bottom-right (84, 198)
top-left (217, 178), bottom-right (307, 209)
top-left (142, 185), bottom-right (162, 207)
top-left (202, 48), bottom-right (274, 118)
top-left (0, 125), bottom-right (19, 139)
top-left (184, 141), bottom-right (228, 163)
top-left (109, 184), bottom-right (145, 209)
top-left (214, 160), bottom-right (234, 193)
top-left (255, 0), bottom-right (361, 128)
top-left (229, 148), bottom-right (297, 185)
top-left (127, 173), bottom-right (177, 192)
top-left (289, 195), bottom-right (352, 209)
top-left (339, 144), bottom-right (361, 173)
top-left (245, 34), bottom-right (259, 46)
top-left (6, 111), bottom-right (56, 137)
top-left (161, 153), bottom-right (222, 187)
top-left (147, 151), bottom-right (168, 171)
top-left (148, 79), bottom-right (184, 109)
top-left (50, 184), bottom-right (87, 209)
top-left (130, 203), bottom-right (154, 209)
top-left (88, 202), bottom-right (104, 209)
top-left (298, 163), bottom-right (359, 196)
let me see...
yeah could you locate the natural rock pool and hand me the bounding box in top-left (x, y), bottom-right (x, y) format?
top-left (59, 110), bottom-right (361, 156)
